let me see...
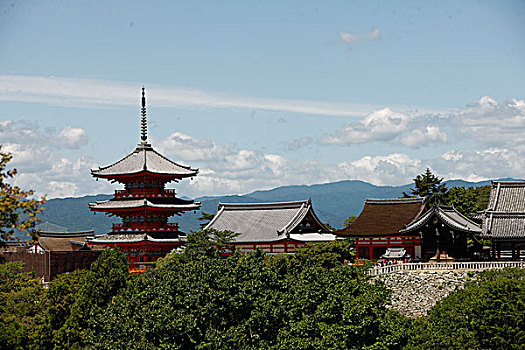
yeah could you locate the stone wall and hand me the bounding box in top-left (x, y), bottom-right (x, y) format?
top-left (373, 270), bottom-right (478, 318)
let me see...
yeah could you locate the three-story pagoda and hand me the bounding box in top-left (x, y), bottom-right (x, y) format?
top-left (88, 88), bottom-right (201, 269)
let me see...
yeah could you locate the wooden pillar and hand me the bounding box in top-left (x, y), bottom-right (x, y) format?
top-left (369, 245), bottom-right (373, 261)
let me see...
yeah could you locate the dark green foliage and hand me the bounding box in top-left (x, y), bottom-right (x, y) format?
top-left (403, 168), bottom-right (447, 205)
top-left (197, 211), bottom-right (215, 229)
top-left (186, 228), bottom-right (240, 258)
top-left (45, 269), bottom-right (88, 345)
top-left (0, 262), bottom-right (51, 350)
top-left (55, 247), bottom-right (129, 348)
top-left (443, 185), bottom-right (491, 216)
top-left (88, 239), bottom-right (405, 349)
top-left (343, 215), bottom-right (357, 227)
top-left (407, 268), bottom-right (525, 350)
top-left (293, 239), bottom-right (356, 269)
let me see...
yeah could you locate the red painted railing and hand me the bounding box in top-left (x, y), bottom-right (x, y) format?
top-left (112, 222), bottom-right (179, 233)
top-left (114, 188), bottom-right (176, 199)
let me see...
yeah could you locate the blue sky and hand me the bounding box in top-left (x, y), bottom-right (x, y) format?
top-left (1, 0), bottom-right (524, 198)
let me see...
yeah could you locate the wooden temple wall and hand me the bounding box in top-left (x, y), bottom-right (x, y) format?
top-left (1, 251), bottom-right (102, 282)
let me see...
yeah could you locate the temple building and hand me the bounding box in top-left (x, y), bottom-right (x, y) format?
top-left (336, 198), bottom-right (427, 260)
top-left (337, 197), bottom-right (484, 261)
top-left (400, 205), bottom-right (482, 261)
top-left (205, 200), bottom-right (335, 253)
top-left (88, 88), bottom-right (201, 269)
top-left (1, 230), bottom-right (101, 281)
top-left (482, 181), bottom-right (525, 259)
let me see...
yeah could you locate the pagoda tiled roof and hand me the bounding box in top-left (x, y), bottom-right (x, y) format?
top-left (336, 197), bottom-right (427, 237)
top-left (400, 205), bottom-right (481, 234)
top-left (91, 143), bottom-right (198, 178)
top-left (205, 200), bottom-right (334, 243)
top-left (89, 197), bottom-right (201, 211)
top-left (482, 181), bottom-right (525, 240)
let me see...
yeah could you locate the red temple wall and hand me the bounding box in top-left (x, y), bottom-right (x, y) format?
top-left (348, 235), bottom-right (421, 260)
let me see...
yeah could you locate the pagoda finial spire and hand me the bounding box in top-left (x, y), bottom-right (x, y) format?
top-left (141, 87), bottom-right (147, 142)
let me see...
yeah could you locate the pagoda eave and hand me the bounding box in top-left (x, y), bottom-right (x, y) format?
top-left (90, 205), bottom-right (200, 214)
top-left (91, 170), bottom-right (196, 182)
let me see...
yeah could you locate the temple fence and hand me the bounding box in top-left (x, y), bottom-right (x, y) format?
top-left (365, 261), bottom-right (525, 276)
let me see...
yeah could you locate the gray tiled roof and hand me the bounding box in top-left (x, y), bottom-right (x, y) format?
top-left (205, 200), bottom-right (334, 243)
top-left (400, 205), bottom-right (481, 234)
top-left (482, 213), bottom-right (525, 239)
top-left (488, 181), bottom-right (525, 212)
top-left (91, 143), bottom-right (198, 178)
top-left (89, 198), bottom-right (201, 211)
top-left (483, 181), bottom-right (525, 240)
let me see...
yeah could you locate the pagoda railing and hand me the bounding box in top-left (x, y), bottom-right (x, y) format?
top-left (114, 188), bottom-right (176, 199)
top-left (112, 222), bottom-right (179, 233)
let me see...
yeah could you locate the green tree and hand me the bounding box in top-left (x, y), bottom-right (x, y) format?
top-left (197, 211), bottom-right (215, 229)
top-left (89, 241), bottom-right (408, 349)
top-left (56, 248), bottom-right (129, 349)
top-left (185, 228), bottom-right (240, 258)
top-left (45, 269), bottom-right (88, 347)
top-left (0, 262), bottom-right (51, 350)
top-left (0, 146), bottom-right (46, 240)
top-left (407, 268), bottom-right (525, 350)
top-left (343, 215), bottom-right (357, 227)
top-left (404, 168), bottom-right (447, 205)
top-left (444, 185), bottom-right (491, 216)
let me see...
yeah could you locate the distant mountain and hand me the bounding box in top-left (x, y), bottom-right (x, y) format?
top-left (29, 178), bottom-right (518, 239)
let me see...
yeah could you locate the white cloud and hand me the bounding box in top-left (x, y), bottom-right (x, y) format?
top-left (0, 74), bottom-right (445, 118)
top-left (1, 121), bottom-right (110, 198)
top-left (336, 153), bottom-right (422, 185)
top-left (339, 28), bottom-right (381, 45)
top-left (458, 96), bottom-right (525, 147)
top-left (0, 75), bottom-right (371, 117)
top-left (58, 126), bottom-right (88, 149)
top-left (319, 107), bottom-right (448, 148)
top-left (4, 93), bottom-right (525, 199)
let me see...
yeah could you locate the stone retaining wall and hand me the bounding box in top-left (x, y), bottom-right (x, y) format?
top-left (372, 270), bottom-right (478, 318)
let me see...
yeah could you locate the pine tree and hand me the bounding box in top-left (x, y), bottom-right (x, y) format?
top-left (404, 168), bottom-right (447, 205)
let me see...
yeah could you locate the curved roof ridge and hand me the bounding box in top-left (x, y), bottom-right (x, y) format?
top-left (365, 197), bottom-right (426, 205)
top-left (150, 147), bottom-right (197, 172)
top-left (93, 147), bottom-right (140, 172)
top-left (278, 202), bottom-right (309, 234)
top-left (218, 200), bottom-right (310, 210)
top-left (401, 205), bottom-right (481, 233)
top-left (39, 230), bottom-right (94, 237)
